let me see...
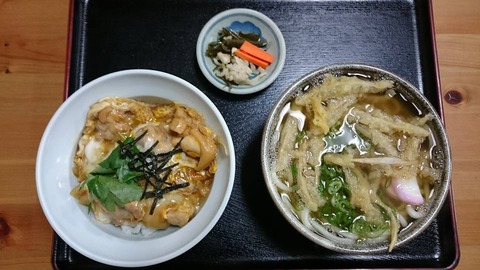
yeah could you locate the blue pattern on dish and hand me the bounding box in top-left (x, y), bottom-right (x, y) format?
top-left (226, 20), bottom-right (268, 51)
top-left (227, 21), bottom-right (262, 36)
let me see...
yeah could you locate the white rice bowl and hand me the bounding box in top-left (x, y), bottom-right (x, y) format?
top-left (36, 69), bottom-right (235, 267)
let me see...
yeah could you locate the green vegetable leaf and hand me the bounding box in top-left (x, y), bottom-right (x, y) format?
top-left (91, 166), bottom-right (116, 175)
top-left (104, 193), bottom-right (117, 212)
top-left (86, 175), bottom-right (143, 212)
top-left (84, 137), bottom-right (145, 211)
top-left (87, 175), bottom-right (112, 202)
top-left (116, 159), bottom-right (143, 183)
top-left (98, 146), bottom-right (122, 169)
top-left (97, 137), bottom-right (138, 170)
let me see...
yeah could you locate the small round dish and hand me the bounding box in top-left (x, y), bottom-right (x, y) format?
top-left (36, 69), bottom-right (236, 267)
top-left (196, 8), bottom-right (286, 95)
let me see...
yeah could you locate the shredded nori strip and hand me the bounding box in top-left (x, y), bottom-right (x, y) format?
top-left (117, 131), bottom-right (189, 215)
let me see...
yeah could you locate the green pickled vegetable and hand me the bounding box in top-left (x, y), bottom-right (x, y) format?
top-left (205, 28), bottom-right (267, 58)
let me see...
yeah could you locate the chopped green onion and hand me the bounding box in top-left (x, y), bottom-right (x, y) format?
top-left (327, 179), bottom-right (342, 195)
top-left (295, 130), bottom-right (307, 143)
top-left (315, 163), bottom-right (388, 238)
top-left (291, 163), bottom-right (298, 180)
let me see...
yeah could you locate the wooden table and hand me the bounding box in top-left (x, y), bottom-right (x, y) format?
top-left (0, 0), bottom-right (478, 269)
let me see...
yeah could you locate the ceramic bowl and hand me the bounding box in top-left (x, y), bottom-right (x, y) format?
top-left (196, 8), bottom-right (286, 95)
top-left (36, 69), bottom-right (236, 267)
top-left (261, 64), bottom-right (452, 253)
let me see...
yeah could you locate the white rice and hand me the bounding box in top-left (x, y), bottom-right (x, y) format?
top-left (120, 223), bottom-right (156, 237)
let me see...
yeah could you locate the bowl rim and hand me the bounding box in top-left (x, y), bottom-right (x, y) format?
top-left (196, 8), bottom-right (286, 95)
top-left (35, 69), bottom-right (236, 266)
top-left (261, 63), bottom-right (452, 253)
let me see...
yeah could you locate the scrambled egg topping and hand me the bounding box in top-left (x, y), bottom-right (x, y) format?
top-left (71, 97), bottom-right (219, 229)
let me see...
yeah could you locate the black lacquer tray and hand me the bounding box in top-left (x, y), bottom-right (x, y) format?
top-left (54, 0), bottom-right (460, 268)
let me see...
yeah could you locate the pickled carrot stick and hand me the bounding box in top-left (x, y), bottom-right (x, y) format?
top-left (239, 41), bottom-right (275, 64)
top-left (234, 49), bottom-right (270, 69)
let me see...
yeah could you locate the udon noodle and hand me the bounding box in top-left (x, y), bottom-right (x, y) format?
top-left (275, 74), bottom-right (439, 251)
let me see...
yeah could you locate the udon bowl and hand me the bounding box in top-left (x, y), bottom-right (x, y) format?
top-left (36, 69), bottom-right (235, 267)
top-left (261, 64), bottom-right (452, 253)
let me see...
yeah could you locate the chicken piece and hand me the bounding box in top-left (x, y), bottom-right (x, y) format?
top-left (165, 202), bottom-right (196, 227)
top-left (180, 128), bottom-right (217, 171)
top-left (170, 106), bottom-right (189, 134)
top-left (92, 201), bottom-right (137, 226)
top-left (88, 97), bottom-right (155, 141)
top-left (133, 123), bottom-right (181, 154)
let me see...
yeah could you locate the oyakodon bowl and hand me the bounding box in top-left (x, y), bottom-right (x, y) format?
top-left (260, 64), bottom-right (452, 253)
top-left (36, 69), bottom-right (235, 267)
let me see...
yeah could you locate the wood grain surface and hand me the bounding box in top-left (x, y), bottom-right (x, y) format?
top-left (0, 0), bottom-right (478, 269)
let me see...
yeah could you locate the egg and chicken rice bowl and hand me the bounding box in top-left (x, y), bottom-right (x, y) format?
top-left (70, 96), bottom-right (221, 235)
